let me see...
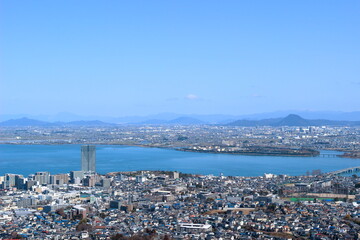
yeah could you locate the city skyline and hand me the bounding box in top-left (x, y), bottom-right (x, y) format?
top-left (1, 1), bottom-right (359, 116)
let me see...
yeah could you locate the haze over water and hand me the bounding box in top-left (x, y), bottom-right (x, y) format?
top-left (0, 144), bottom-right (359, 177)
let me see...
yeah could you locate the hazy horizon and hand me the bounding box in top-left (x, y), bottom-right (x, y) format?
top-left (2, 109), bottom-right (360, 117)
top-left (2, 109), bottom-right (360, 123)
top-left (1, 1), bottom-right (359, 116)
top-left (2, 109), bottom-right (360, 122)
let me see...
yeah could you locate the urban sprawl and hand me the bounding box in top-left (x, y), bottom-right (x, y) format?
top-left (0, 125), bottom-right (360, 239)
top-left (1, 125), bottom-right (359, 157)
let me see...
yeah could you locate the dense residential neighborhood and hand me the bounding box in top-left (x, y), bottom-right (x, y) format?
top-left (1, 170), bottom-right (360, 239)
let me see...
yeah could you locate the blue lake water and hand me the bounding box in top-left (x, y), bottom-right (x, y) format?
top-left (0, 144), bottom-right (359, 176)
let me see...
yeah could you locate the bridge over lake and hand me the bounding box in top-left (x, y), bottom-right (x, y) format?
top-left (319, 154), bottom-right (338, 158)
top-left (328, 166), bottom-right (360, 175)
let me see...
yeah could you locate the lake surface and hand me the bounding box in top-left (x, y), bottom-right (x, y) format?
top-left (0, 144), bottom-right (359, 176)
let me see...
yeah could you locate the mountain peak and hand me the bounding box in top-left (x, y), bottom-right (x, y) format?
top-left (276, 114), bottom-right (309, 126)
top-left (284, 114), bottom-right (304, 120)
top-left (226, 114), bottom-right (360, 127)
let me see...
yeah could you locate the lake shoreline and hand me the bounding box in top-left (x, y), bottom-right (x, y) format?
top-left (0, 144), bottom-right (358, 177)
top-left (0, 142), bottom-right (345, 158)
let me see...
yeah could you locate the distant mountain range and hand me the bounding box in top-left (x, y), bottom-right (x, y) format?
top-left (0, 118), bottom-right (50, 127)
top-left (0, 118), bottom-right (116, 127)
top-left (1, 110), bottom-right (360, 124)
top-left (1, 113), bottom-right (360, 127)
top-left (0, 117), bottom-right (205, 127)
top-left (227, 114), bottom-right (360, 127)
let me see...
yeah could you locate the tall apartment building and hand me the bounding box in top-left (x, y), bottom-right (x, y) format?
top-left (34, 172), bottom-right (50, 185)
top-left (3, 174), bottom-right (24, 189)
top-left (81, 145), bottom-right (96, 172)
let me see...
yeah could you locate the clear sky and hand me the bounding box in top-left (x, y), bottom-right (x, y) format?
top-left (1, 1), bottom-right (359, 117)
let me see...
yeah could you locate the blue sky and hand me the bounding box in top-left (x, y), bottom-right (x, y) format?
top-left (1, 1), bottom-right (359, 117)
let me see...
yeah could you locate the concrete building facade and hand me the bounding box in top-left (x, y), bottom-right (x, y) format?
top-left (81, 145), bottom-right (96, 172)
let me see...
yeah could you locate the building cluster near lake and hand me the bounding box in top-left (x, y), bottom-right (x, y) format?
top-left (1, 167), bottom-right (360, 239)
